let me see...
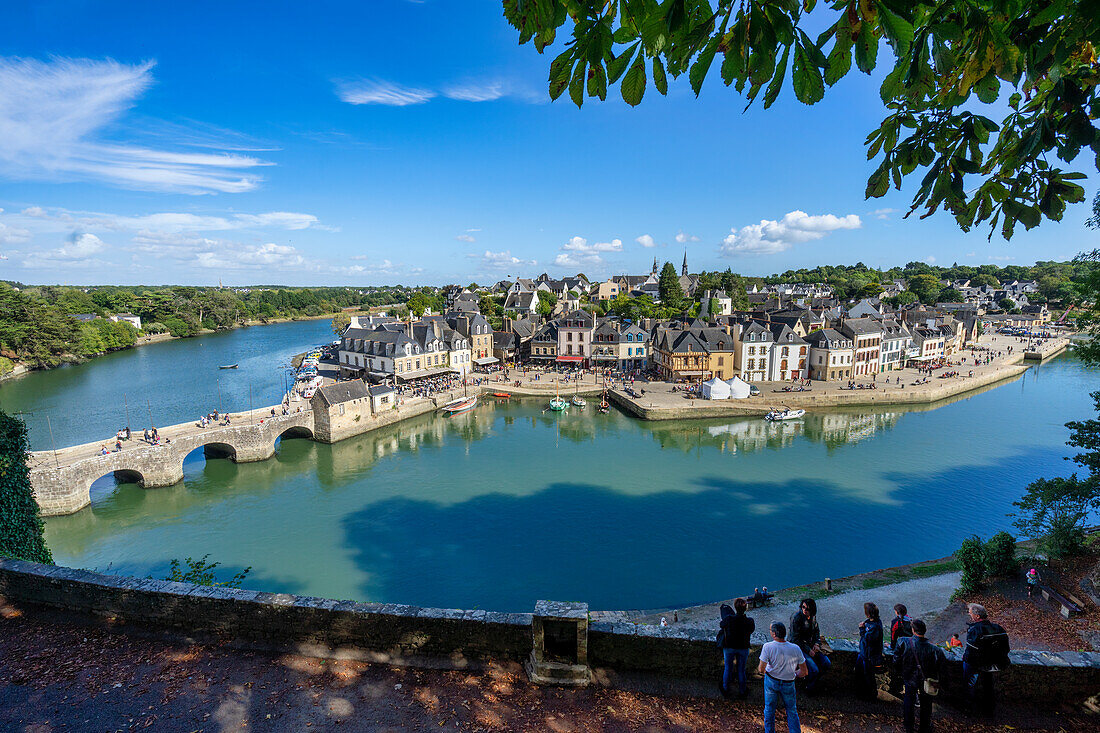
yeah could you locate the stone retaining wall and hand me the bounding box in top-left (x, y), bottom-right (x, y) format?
top-left (2, 559), bottom-right (1097, 710)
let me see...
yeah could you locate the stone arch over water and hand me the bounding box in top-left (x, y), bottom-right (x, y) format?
top-left (87, 468), bottom-right (145, 503)
top-left (184, 442), bottom-right (239, 466)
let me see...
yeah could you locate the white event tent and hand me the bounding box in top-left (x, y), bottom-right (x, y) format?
top-left (726, 376), bottom-right (752, 399)
top-left (700, 377), bottom-right (732, 400)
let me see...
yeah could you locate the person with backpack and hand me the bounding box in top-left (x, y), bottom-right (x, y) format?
top-left (963, 603), bottom-right (1011, 716)
top-left (718, 599), bottom-right (755, 698)
top-left (894, 619), bottom-right (946, 733)
top-left (890, 603), bottom-right (913, 651)
top-left (856, 602), bottom-right (884, 699)
top-left (789, 598), bottom-right (830, 692)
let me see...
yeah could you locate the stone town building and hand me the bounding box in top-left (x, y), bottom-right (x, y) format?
top-left (448, 314), bottom-right (495, 367)
top-left (652, 327), bottom-right (711, 381)
top-left (806, 328), bottom-right (854, 382)
top-left (839, 318), bottom-right (883, 376)
top-left (767, 323), bottom-right (809, 381)
top-left (556, 309), bottom-right (595, 366)
top-left (591, 320), bottom-right (649, 371)
top-left (733, 321), bottom-right (773, 383)
top-left (530, 321), bottom-right (559, 362)
top-left (878, 319), bottom-right (913, 372)
top-left (310, 381), bottom-right (372, 443)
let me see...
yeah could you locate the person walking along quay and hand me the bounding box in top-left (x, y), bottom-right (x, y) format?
top-left (718, 599), bottom-right (754, 698)
top-left (758, 622), bottom-right (808, 733)
top-left (894, 618), bottom-right (946, 733)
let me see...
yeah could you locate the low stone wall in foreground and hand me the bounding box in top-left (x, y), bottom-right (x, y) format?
top-left (1, 559), bottom-right (1098, 710)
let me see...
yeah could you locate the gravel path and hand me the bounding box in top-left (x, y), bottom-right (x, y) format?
top-left (640, 572), bottom-right (963, 645)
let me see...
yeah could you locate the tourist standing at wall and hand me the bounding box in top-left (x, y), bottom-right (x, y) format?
top-left (856, 601), bottom-right (884, 699)
top-left (789, 598), bottom-right (830, 692)
top-left (718, 598), bottom-right (755, 698)
top-left (963, 603), bottom-right (1011, 716)
top-left (757, 621), bottom-right (808, 733)
top-left (894, 619), bottom-right (946, 733)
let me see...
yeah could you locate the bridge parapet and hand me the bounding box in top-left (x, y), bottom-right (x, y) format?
top-left (29, 410), bottom-right (314, 516)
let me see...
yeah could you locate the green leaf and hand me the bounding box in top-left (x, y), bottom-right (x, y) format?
top-left (613, 26), bottom-right (637, 44)
top-left (853, 23), bottom-right (879, 74)
top-left (973, 72), bottom-right (1000, 104)
top-left (653, 56), bottom-right (668, 95)
top-left (689, 36), bottom-right (720, 96)
top-left (825, 42), bottom-right (853, 86)
top-left (621, 55), bottom-right (647, 106)
top-left (792, 42), bottom-right (824, 104)
top-left (876, 3), bottom-right (913, 53)
top-left (588, 62), bottom-right (607, 101)
top-left (763, 46), bottom-right (790, 109)
top-left (866, 164), bottom-right (890, 198)
top-left (607, 42), bottom-right (638, 83)
top-left (569, 61), bottom-right (586, 107)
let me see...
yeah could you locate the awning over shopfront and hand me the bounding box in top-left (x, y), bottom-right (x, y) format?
top-left (556, 355), bottom-right (584, 362)
top-left (396, 367), bottom-right (455, 382)
top-left (676, 370), bottom-right (711, 377)
top-left (473, 356), bottom-right (499, 365)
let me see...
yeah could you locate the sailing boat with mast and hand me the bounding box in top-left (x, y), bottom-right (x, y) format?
top-left (548, 378), bottom-right (568, 411)
top-left (571, 375), bottom-right (586, 408)
top-left (441, 375), bottom-right (478, 415)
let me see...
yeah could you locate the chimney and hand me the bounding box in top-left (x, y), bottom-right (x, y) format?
top-left (349, 315), bottom-right (361, 329)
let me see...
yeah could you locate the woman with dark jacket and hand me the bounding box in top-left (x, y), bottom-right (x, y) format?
top-left (790, 597), bottom-right (830, 690)
top-left (719, 599), bottom-right (755, 698)
top-left (857, 601), bottom-right (885, 698)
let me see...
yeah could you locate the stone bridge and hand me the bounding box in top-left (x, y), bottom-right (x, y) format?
top-left (28, 410), bottom-right (314, 516)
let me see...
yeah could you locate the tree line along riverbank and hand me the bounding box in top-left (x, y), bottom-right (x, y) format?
top-left (0, 282), bottom-right (411, 377)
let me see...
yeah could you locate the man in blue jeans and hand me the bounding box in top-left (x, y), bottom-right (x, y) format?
top-left (719, 598), bottom-right (755, 698)
top-left (758, 621), bottom-right (809, 733)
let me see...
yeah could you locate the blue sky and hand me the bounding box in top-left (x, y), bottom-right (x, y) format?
top-left (0, 1), bottom-right (1096, 286)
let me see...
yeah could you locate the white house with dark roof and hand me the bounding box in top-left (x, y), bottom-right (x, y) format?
top-left (839, 318), bottom-right (883, 376)
top-left (733, 321), bottom-right (773, 383)
top-left (806, 328), bottom-right (854, 382)
top-left (767, 323), bottom-right (809, 381)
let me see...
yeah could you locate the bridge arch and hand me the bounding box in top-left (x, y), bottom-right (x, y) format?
top-left (183, 441), bottom-right (238, 471)
top-left (274, 425), bottom-right (314, 451)
top-left (88, 468), bottom-right (146, 504)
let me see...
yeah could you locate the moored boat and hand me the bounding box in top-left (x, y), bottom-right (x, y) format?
top-left (492, 392), bottom-right (511, 399)
top-left (548, 398), bottom-right (568, 411)
top-left (219, 364), bottom-right (238, 369)
top-left (441, 396), bottom-right (478, 415)
top-left (571, 395), bottom-right (586, 408)
top-left (764, 407), bottom-right (806, 421)
top-left (598, 400), bottom-right (609, 414)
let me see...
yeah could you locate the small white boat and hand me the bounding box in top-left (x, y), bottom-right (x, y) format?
top-left (441, 396), bottom-right (477, 415)
top-left (548, 397), bottom-right (568, 411)
top-left (571, 395), bottom-right (586, 408)
top-left (765, 408), bottom-right (806, 421)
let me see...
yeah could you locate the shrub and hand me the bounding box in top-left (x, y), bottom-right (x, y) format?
top-left (985, 531), bottom-right (1019, 577)
top-left (0, 411), bottom-right (53, 564)
top-left (955, 535), bottom-right (987, 597)
top-left (164, 555), bottom-right (251, 588)
top-left (143, 321), bottom-right (168, 334)
top-left (0, 356), bottom-right (13, 376)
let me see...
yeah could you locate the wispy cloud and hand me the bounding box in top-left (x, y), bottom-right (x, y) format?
top-left (335, 79), bottom-right (435, 106)
top-left (0, 56), bottom-right (270, 194)
top-left (443, 81), bottom-right (506, 102)
top-left (675, 231), bottom-right (700, 244)
top-left (469, 250), bottom-right (536, 270)
top-left (455, 233), bottom-right (476, 243)
top-left (720, 210), bottom-right (861, 256)
top-left (871, 208), bottom-right (896, 220)
top-left (22, 231), bottom-right (106, 268)
top-left (554, 236), bottom-right (622, 268)
top-left (11, 205), bottom-right (322, 234)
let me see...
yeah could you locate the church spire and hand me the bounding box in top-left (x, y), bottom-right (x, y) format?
top-left (681, 251), bottom-right (687, 276)
top-left (652, 256), bottom-right (658, 275)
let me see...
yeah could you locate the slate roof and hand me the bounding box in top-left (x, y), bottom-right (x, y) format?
top-left (314, 381), bottom-right (369, 407)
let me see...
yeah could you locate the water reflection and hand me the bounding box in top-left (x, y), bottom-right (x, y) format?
top-left (42, 356), bottom-right (1098, 611)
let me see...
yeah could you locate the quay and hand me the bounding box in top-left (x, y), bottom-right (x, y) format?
top-left (27, 335), bottom-right (1071, 516)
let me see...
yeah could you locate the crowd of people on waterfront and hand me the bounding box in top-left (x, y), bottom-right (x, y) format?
top-left (717, 598), bottom-right (1010, 733)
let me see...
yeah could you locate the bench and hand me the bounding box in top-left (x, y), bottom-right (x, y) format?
top-left (1040, 584), bottom-right (1085, 618)
top-left (747, 592), bottom-right (774, 609)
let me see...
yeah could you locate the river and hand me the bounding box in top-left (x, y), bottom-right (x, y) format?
top-left (0, 318), bottom-right (336, 451)
top-left (14, 321), bottom-right (1097, 611)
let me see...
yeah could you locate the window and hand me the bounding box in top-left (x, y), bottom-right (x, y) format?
top-left (717, 357), bottom-right (724, 366)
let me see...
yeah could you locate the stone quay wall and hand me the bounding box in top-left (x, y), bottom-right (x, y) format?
top-left (2, 559), bottom-right (1097, 710)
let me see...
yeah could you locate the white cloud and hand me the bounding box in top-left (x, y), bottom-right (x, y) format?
top-left (925, 256), bottom-right (936, 264)
top-left (469, 250), bottom-right (536, 270)
top-left (455, 233), bottom-right (476, 243)
top-left (465, 228), bottom-right (481, 232)
top-left (871, 208), bottom-right (897, 220)
top-left (22, 231), bottom-right (106, 267)
top-left (720, 210), bottom-right (862, 256)
top-left (635, 234), bottom-right (656, 248)
top-left (0, 56), bottom-right (269, 194)
top-left (988, 255), bottom-right (1016, 261)
top-left (12, 205), bottom-right (321, 235)
top-left (443, 81), bottom-right (506, 102)
top-left (336, 79), bottom-right (435, 106)
top-left (562, 236), bottom-right (622, 253)
top-left (675, 231), bottom-right (700, 244)
top-left (965, 251), bottom-right (977, 257)
top-left (0, 212), bottom-right (30, 243)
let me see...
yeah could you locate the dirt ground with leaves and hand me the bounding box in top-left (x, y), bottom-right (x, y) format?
top-left (927, 553), bottom-right (1100, 652)
top-left (2, 603), bottom-right (1096, 732)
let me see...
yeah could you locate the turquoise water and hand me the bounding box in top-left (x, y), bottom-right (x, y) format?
top-left (0, 319), bottom-right (335, 451)
top-left (38, 348), bottom-right (1100, 612)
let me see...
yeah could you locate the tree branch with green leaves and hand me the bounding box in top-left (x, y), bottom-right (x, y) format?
top-left (504, 0), bottom-right (1098, 239)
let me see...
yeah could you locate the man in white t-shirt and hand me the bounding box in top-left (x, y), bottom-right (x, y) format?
top-left (757, 621), bottom-right (809, 733)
